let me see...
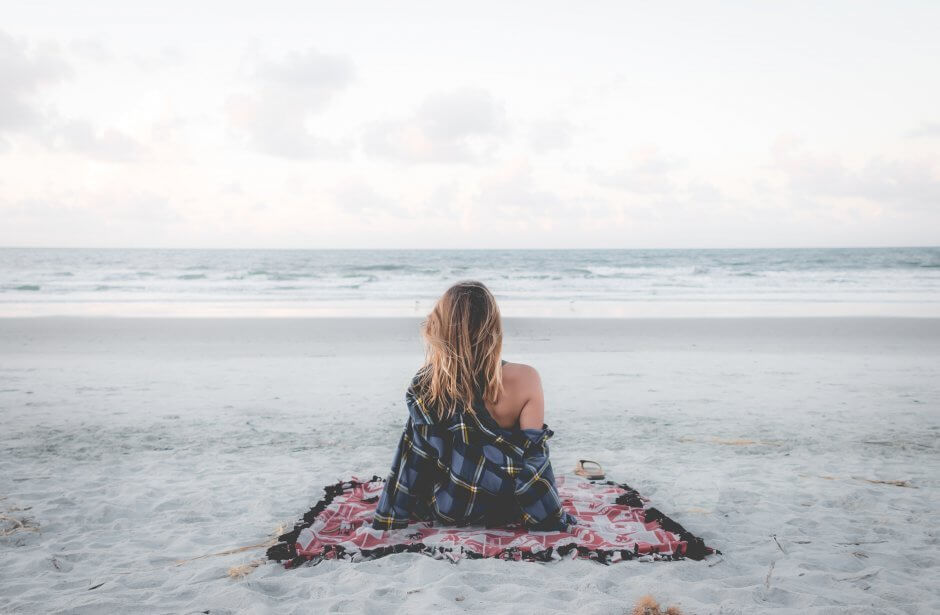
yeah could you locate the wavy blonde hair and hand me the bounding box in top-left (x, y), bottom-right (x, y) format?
top-left (416, 281), bottom-right (503, 418)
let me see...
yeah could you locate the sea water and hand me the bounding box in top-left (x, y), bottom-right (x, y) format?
top-left (0, 247), bottom-right (938, 317)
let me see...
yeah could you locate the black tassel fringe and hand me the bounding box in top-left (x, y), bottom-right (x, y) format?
top-left (266, 476), bottom-right (718, 567)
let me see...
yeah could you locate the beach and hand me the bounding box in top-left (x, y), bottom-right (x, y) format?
top-left (4, 0), bottom-right (940, 609)
top-left (1, 316), bottom-right (938, 614)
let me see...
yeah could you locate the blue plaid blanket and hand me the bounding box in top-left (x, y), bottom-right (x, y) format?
top-left (371, 376), bottom-right (576, 532)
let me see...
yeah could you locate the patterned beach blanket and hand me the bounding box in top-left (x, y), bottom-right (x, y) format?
top-left (267, 474), bottom-right (717, 566)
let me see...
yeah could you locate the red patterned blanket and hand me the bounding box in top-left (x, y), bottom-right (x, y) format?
top-left (267, 475), bottom-right (716, 566)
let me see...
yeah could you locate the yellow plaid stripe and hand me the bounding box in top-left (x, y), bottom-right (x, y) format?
top-left (414, 396), bottom-right (434, 423)
top-left (515, 458), bottom-right (549, 495)
top-left (371, 378), bottom-right (570, 532)
top-left (463, 457), bottom-right (486, 518)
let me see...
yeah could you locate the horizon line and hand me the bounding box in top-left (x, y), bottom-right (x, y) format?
top-left (0, 245), bottom-right (938, 252)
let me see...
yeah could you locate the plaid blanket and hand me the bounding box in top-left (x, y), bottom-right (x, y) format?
top-left (370, 381), bottom-right (574, 532)
top-left (267, 475), bottom-right (717, 567)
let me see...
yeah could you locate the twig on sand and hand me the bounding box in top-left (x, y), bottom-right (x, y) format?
top-left (680, 436), bottom-right (781, 446)
top-left (813, 474), bottom-right (912, 487)
top-left (836, 540), bottom-right (886, 546)
top-left (771, 534), bottom-right (787, 554)
top-left (86, 524), bottom-right (286, 590)
top-left (854, 477), bottom-right (912, 488)
top-left (764, 560), bottom-right (776, 590)
top-left (706, 555), bottom-right (724, 568)
top-left (836, 568), bottom-right (881, 582)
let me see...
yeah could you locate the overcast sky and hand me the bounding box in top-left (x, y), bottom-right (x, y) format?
top-left (2, 1), bottom-right (939, 249)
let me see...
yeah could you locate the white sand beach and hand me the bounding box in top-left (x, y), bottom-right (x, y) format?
top-left (1, 316), bottom-right (938, 614)
top-left (5, 0), bottom-right (940, 610)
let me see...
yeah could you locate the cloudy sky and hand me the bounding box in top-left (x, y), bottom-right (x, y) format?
top-left (2, 1), bottom-right (939, 248)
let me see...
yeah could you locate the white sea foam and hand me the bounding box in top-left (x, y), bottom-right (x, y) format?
top-left (0, 247), bottom-right (938, 317)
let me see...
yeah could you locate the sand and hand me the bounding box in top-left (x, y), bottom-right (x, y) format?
top-left (0, 317), bottom-right (938, 614)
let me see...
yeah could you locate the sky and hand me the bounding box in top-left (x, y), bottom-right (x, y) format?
top-left (1, 1), bottom-right (939, 249)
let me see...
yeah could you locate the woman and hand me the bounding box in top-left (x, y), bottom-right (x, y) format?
top-left (371, 281), bottom-right (575, 532)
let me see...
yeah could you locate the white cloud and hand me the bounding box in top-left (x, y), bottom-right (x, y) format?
top-left (0, 30), bottom-right (70, 134)
top-left (0, 30), bottom-right (146, 161)
top-left (591, 147), bottom-right (687, 195)
top-left (68, 38), bottom-right (113, 64)
top-left (132, 45), bottom-right (184, 72)
top-left (422, 182), bottom-right (462, 217)
top-left (253, 48), bottom-right (352, 91)
top-left (908, 121), bottom-right (940, 139)
top-left (473, 160), bottom-right (580, 219)
top-left (2, 3), bottom-right (939, 248)
top-left (527, 118), bottom-right (573, 151)
top-left (45, 118), bottom-right (144, 162)
top-left (773, 139), bottom-right (940, 210)
top-left (226, 47), bottom-right (354, 159)
top-left (331, 178), bottom-right (467, 220)
top-left (2, 190), bottom-right (181, 247)
top-left (363, 87), bottom-right (507, 163)
top-left (331, 179), bottom-right (400, 216)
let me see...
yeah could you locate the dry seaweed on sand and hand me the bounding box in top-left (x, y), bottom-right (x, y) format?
top-left (227, 559), bottom-right (267, 579)
top-left (632, 595), bottom-right (683, 615)
top-left (0, 513), bottom-right (40, 537)
top-left (173, 523), bottom-right (285, 567)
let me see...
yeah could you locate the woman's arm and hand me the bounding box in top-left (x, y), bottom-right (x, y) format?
top-left (517, 365), bottom-right (545, 431)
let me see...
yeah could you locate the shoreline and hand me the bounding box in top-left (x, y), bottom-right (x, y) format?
top-left (1, 299), bottom-right (938, 319)
top-left (4, 315), bottom-right (939, 359)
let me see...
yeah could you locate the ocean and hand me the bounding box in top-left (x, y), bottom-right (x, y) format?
top-left (1, 247), bottom-right (938, 317)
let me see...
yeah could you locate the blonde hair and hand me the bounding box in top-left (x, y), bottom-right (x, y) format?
top-left (416, 281), bottom-right (503, 418)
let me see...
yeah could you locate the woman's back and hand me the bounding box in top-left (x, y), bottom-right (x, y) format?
top-left (370, 280), bottom-right (573, 532)
top-left (482, 361), bottom-right (545, 431)
top-left (371, 367), bottom-right (573, 531)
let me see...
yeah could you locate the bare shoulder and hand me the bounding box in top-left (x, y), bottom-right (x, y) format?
top-left (501, 361), bottom-right (545, 429)
top-left (501, 361), bottom-right (542, 390)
